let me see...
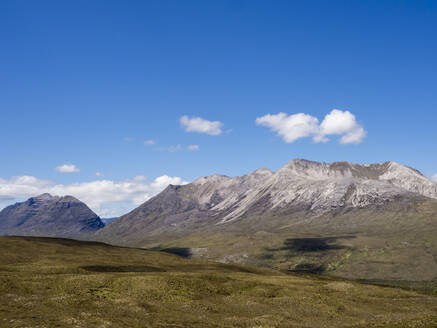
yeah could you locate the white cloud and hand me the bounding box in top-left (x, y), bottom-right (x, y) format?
top-left (187, 145), bottom-right (200, 151)
top-left (55, 164), bottom-right (80, 173)
top-left (0, 176), bottom-right (53, 198)
top-left (432, 174), bottom-right (437, 183)
top-left (0, 174), bottom-right (188, 217)
top-left (95, 172), bottom-right (105, 177)
top-left (256, 109), bottom-right (366, 145)
top-left (338, 126), bottom-right (366, 144)
top-left (255, 113), bottom-right (320, 143)
top-left (144, 139), bottom-right (155, 145)
top-left (318, 109), bottom-right (366, 144)
top-left (180, 115), bottom-right (223, 135)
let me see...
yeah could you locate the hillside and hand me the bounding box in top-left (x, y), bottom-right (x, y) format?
top-left (1, 236), bottom-right (437, 327)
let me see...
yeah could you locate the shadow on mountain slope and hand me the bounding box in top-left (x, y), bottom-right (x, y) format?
top-left (81, 265), bottom-right (166, 273)
top-left (155, 247), bottom-right (193, 258)
top-left (262, 236), bottom-right (356, 274)
top-left (268, 236), bottom-right (355, 253)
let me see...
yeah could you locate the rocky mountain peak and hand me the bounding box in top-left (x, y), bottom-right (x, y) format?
top-left (34, 193), bottom-right (55, 200)
top-left (0, 194), bottom-right (104, 238)
top-left (378, 161), bottom-right (437, 199)
top-left (277, 159), bottom-right (434, 183)
top-left (215, 159), bottom-right (437, 223)
top-left (382, 161), bottom-right (425, 178)
top-left (279, 159), bottom-right (355, 180)
top-left (178, 159), bottom-right (437, 222)
top-left (248, 167), bottom-right (274, 177)
top-left (30, 193), bottom-right (84, 205)
top-left (192, 174), bottom-right (231, 186)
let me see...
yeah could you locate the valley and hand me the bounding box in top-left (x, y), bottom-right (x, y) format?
top-left (1, 236), bottom-right (437, 327)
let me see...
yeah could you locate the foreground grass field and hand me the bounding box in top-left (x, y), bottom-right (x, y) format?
top-left (1, 236), bottom-right (437, 327)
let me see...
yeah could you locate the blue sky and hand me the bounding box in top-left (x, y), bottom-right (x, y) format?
top-left (1, 0), bottom-right (436, 216)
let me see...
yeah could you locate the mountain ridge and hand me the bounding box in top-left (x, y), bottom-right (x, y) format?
top-left (98, 158), bottom-right (437, 240)
top-left (216, 158), bottom-right (437, 223)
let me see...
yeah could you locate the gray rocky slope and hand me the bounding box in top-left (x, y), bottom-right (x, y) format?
top-left (98, 159), bottom-right (437, 244)
top-left (0, 193), bottom-right (104, 238)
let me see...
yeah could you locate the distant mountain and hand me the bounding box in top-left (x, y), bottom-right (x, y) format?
top-left (0, 193), bottom-right (104, 238)
top-left (97, 159), bottom-right (437, 286)
top-left (98, 159), bottom-right (437, 241)
top-left (101, 217), bottom-right (117, 225)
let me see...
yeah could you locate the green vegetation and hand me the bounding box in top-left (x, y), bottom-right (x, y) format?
top-left (2, 236), bottom-right (437, 327)
top-left (135, 200), bottom-right (437, 291)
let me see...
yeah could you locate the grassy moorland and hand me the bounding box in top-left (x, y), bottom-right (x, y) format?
top-left (124, 200), bottom-right (437, 291)
top-left (1, 236), bottom-right (437, 327)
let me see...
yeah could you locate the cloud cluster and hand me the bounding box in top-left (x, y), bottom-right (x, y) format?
top-left (256, 109), bottom-right (366, 144)
top-left (317, 110), bottom-right (366, 144)
top-left (0, 175), bottom-right (187, 217)
top-left (255, 113), bottom-right (319, 143)
top-left (432, 174), bottom-right (437, 183)
top-left (180, 115), bottom-right (223, 135)
top-left (55, 164), bottom-right (80, 173)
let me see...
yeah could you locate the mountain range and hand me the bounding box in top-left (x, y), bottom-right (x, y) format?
top-left (2, 159), bottom-right (437, 288)
top-left (97, 159), bottom-right (437, 241)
